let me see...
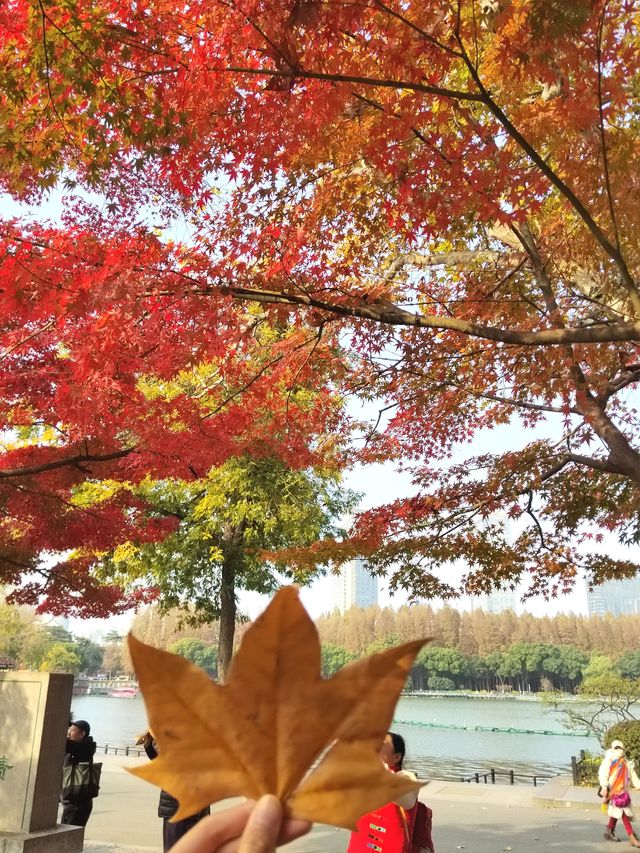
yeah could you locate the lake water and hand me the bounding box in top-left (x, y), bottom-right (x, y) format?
top-left (70, 693), bottom-right (600, 784)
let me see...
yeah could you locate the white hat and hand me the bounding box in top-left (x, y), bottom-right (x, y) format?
top-left (611, 740), bottom-right (625, 750)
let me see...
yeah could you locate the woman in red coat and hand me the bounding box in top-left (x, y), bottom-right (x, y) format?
top-left (347, 732), bottom-right (419, 853)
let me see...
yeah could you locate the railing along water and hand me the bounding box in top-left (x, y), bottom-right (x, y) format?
top-left (459, 768), bottom-right (554, 786)
top-left (98, 744), bottom-right (146, 757)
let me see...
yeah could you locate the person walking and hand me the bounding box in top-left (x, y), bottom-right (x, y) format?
top-left (599, 739), bottom-right (640, 846)
top-left (139, 730), bottom-right (211, 851)
top-left (60, 719), bottom-right (97, 827)
top-left (347, 732), bottom-right (422, 853)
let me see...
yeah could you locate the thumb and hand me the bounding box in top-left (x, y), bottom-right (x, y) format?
top-left (238, 795), bottom-right (283, 853)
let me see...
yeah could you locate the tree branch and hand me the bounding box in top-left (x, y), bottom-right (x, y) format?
top-left (0, 448), bottom-right (134, 480)
top-left (565, 451), bottom-right (629, 476)
top-left (220, 65), bottom-right (485, 103)
top-left (454, 40), bottom-right (640, 314)
top-left (595, 0), bottom-right (621, 254)
top-left (441, 380), bottom-right (579, 415)
top-left (0, 319), bottom-right (55, 361)
top-left (223, 285), bottom-right (640, 345)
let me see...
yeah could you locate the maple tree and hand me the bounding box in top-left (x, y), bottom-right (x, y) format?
top-left (0, 250), bottom-right (349, 615)
top-left (129, 586), bottom-right (425, 827)
top-left (0, 0), bottom-right (640, 608)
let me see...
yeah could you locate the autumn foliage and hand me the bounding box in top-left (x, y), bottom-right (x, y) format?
top-left (1, 0), bottom-right (640, 611)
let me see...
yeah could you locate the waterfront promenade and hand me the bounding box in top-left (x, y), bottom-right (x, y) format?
top-left (82, 755), bottom-right (609, 852)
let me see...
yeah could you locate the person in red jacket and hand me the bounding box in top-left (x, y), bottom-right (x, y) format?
top-left (347, 732), bottom-right (419, 853)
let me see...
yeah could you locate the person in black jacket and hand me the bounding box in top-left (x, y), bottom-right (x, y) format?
top-left (60, 719), bottom-right (97, 826)
top-left (139, 731), bottom-right (210, 851)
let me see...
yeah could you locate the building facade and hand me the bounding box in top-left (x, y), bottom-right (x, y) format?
top-left (330, 558), bottom-right (379, 613)
top-left (467, 589), bottom-right (519, 614)
top-left (586, 577), bottom-right (640, 617)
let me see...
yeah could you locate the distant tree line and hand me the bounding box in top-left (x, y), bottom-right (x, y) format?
top-left (0, 600), bottom-right (104, 674)
top-left (315, 605), bottom-right (640, 693)
top-left (322, 640), bottom-right (640, 693)
top-left (7, 595), bottom-right (640, 693)
top-left (315, 605), bottom-right (640, 658)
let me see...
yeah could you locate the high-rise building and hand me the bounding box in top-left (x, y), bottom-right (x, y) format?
top-left (470, 589), bottom-right (519, 614)
top-left (586, 577), bottom-right (640, 616)
top-left (331, 558), bottom-right (378, 613)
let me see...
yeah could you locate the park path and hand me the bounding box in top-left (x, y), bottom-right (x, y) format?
top-left (82, 755), bottom-right (608, 853)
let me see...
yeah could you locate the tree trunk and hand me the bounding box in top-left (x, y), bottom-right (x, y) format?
top-left (217, 523), bottom-right (244, 682)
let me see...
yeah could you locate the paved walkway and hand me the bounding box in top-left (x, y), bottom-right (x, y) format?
top-left (81, 757), bottom-right (614, 852)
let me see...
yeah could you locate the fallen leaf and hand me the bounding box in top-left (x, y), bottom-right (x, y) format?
top-left (128, 586), bottom-right (427, 828)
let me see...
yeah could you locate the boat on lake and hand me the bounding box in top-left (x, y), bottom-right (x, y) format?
top-left (108, 686), bottom-right (139, 698)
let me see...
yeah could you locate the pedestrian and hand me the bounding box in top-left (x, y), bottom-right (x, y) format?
top-left (599, 738), bottom-right (640, 846)
top-left (60, 719), bottom-right (97, 827)
top-left (138, 730), bottom-right (211, 851)
top-left (347, 732), bottom-right (422, 853)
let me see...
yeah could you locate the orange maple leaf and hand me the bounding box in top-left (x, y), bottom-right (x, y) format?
top-left (128, 586), bottom-right (427, 828)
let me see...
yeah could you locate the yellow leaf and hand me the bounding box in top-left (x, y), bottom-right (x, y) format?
top-left (128, 586), bottom-right (426, 828)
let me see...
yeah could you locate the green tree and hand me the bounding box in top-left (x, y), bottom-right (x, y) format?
top-left (465, 656), bottom-right (490, 691)
top-left (40, 643), bottom-right (81, 674)
top-left (583, 653), bottom-right (616, 680)
top-left (20, 630), bottom-right (55, 671)
top-left (169, 638), bottom-right (218, 677)
top-left (605, 721), bottom-right (640, 765)
top-left (482, 651), bottom-right (508, 690)
top-left (618, 651), bottom-right (640, 680)
top-left (552, 646), bottom-right (589, 692)
top-left (98, 457), bottom-right (356, 679)
top-left (72, 637), bottom-right (104, 675)
top-left (45, 626), bottom-right (74, 643)
top-left (104, 629), bottom-right (123, 644)
top-left (417, 647), bottom-right (468, 687)
top-left (552, 674), bottom-right (640, 744)
top-left (0, 601), bottom-right (37, 662)
top-left (427, 675), bottom-right (456, 691)
top-left (320, 644), bottom-right (357, 677)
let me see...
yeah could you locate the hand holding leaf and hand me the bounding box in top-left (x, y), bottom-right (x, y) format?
top-left (128, 586), bottom-right (427, 828)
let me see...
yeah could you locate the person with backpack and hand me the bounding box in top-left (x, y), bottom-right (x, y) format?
top-left (346, 732), bottom-right (433, 853)
top-left (60, 719), bottom-right (98, 827)
top-left (599, 739), bottom-right (640, 846)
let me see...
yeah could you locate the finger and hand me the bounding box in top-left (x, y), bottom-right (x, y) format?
top-left (277, 816), bottom-right (312, 846)
top-left (217, 808), bottom-right (310, 853)
top-left (170, 802), bottom-right (254, 853)
top-left (237, 795), bottom-right (283, 853)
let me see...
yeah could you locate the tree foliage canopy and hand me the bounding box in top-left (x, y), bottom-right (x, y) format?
top-left (1, 0), bottom-right (640, 608)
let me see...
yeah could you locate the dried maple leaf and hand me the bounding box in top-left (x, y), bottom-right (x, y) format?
top-left (128, 586), bottom-right (428, 828)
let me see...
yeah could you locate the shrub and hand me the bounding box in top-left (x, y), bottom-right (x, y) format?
top-left (427, 675), bottom-right (456, 691)
top-left (604, 720), bottom-right (640, 765)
